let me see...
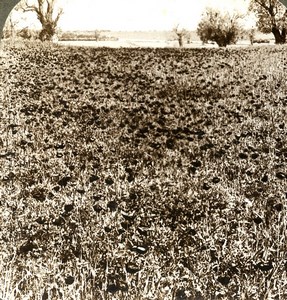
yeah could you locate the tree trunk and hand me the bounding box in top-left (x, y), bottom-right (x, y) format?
top-left (215, 38), bottom-right (227, 47)
top-left (39, 23), bottom-right (56, 41)
top-left (272, 26), bottom-right (286, 44)
top-left (178, 34), bottom-right (183, 47)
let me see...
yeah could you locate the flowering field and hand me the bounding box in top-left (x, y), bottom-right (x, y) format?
top-left (0, 42), bottom-right (286, 299)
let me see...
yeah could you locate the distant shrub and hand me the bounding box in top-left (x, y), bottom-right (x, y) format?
top-left (18, 27), bottom-right (32, 40)
top-left (197, 8), bottom-right (243, 47)
top-left (253, 39), bottom-right (270, 44)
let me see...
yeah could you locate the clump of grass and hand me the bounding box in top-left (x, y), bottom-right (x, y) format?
top-left (0, 41), bottom-right (287, 299)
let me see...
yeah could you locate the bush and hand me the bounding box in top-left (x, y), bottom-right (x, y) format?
top-left (18, 27), bottom-right (33, 40)
top-left (197, 8), bottom-right (243, 47)
top-left (253, 39), bottom-right (270, 44)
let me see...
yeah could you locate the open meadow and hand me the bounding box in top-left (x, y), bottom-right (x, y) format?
top-left (0, 42), bottom-right (286, 299)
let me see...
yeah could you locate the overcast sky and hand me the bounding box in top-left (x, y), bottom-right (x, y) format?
top-left (15, 0), bottom-right (254, 31)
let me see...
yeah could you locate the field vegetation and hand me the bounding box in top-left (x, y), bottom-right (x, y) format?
top-left (0, 42), bottom-right (286, 299)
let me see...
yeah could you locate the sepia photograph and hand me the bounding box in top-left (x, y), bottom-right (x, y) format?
top-left (0, 0), bottom-right (287, 299)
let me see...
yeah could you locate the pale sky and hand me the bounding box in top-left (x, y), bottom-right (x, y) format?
top-left (13, 0), bottom-right (255, 31)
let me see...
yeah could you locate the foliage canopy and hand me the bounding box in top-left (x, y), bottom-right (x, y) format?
top-left (197, 8), bottom-right (243, 47)
top-left (249, 0), bottom-right (287, 44)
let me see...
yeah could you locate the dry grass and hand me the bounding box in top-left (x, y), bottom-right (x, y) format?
top-left (0, 41), bottom-right (286, 299)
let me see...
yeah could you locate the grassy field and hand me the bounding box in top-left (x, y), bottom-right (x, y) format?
top-left (0, 41), bottom-right (286, 299)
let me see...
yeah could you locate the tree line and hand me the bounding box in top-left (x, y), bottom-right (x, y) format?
top-left (175, 0), bottom-right (287, 47)
top-left (2, 0), bottom-right (287, 46)
top-left (197, 0), bottom-right (287, 47)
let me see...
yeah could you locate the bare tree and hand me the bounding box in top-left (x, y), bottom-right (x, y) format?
top-left (22, 0), bottom-right (63, 41)
top-left (173, 25), bottom-right (188, 47)
top-left (3, 13), bottom-right (19, 39)
top-left (248, 28), bottom-right (256, 45)
top-left (0, 0), bottom-right (21, 40)
top-left (94, 30), bottom-right (101, 41)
